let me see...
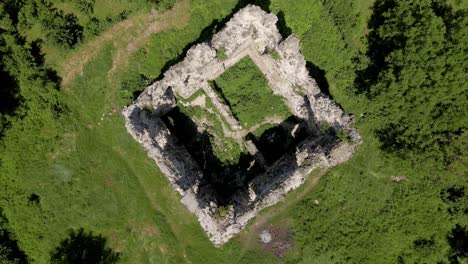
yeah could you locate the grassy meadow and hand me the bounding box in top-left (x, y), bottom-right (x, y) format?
top-left (0, 0), bottom-right (466, 263)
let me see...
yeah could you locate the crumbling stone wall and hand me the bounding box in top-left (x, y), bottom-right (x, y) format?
top-left (122, 5), bottom-right (361, 246)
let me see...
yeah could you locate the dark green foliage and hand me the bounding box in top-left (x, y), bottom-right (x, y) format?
top-left (214, 57), bottom-right (290, 128)
top-left (50, 228), bottom-right (119, 264)
top-left (154, 0), bottom-right (176, 11)
top-left (119, 72), bottom-right (150, 101)
top-left (0, 3), bottom-right (21, 138)
top-left (0, 0), bottom-right (466, 262)
top-left (320, 0), bottom-right (359, 51)
top-left (447, 224), bottom-right (468, 263)
top-left (356, 0), bottom-right (468, 166)
top-left (0, 1), bottom-right (279, 262)
top-left (68, 0), bottom-right (95, 14)
top-left (288, 155), bottom-right (465, 263)
top-left (45, 11), bottom-right (83, 48)
top-left (83, 14), bottom-right (130, 39)
top-left (281, 0), bottom-right (468, 262)
top-left (0, 2), bottom-right (68, 260)
top-left (84, 17), bottom-right (103, 37)
top-left (0, 70), bottom-right (20, 116)
top-left (0, 70), bottom-right (20, 139)
top-left (0, 209), bottom-right (28, 264)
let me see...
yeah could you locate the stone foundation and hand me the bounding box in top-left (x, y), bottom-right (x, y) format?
top-left (122, 5), bottom-right (360, 246)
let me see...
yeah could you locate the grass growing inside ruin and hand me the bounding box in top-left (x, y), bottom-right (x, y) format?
top-left (216, 47), bottom-right (228, 61)
top-left (176, 94), bottom-right (246, 165)
top-left (214, 57), bottom-right (290, 129)
top-left (270, 50), bottom-right (281, 60)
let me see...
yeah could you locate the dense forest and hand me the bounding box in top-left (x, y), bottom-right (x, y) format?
top-left (0, 0), bottom-right (466, 263)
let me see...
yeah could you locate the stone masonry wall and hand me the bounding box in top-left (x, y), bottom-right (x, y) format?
top-left (122, 5), bottom-right (361, 246)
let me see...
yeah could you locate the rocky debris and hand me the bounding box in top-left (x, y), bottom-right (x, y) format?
top-left (122, 106), bottom-right (202, 193)
top-left (211, 6), bottom-right (281, 55)
top-left (259, 230), bottom-right (272, 243)
top-left (164, 43), bottom-right (217, 99)
top-left (391, 176), bottom-right (408, 183)
top-left (257, 225), bottom-right (294, 258)
top-left (122, 5), bottom-right (361, 247)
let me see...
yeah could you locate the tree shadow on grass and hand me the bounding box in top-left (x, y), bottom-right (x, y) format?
top-left (447, 224), bottom-right (468, 263)
top-left (353, 0), bottom-right (399, 95)
top-left (353, 0), bottom-right (463, 96)
top-left (51, 228), bottom-right (120, 264)
top-left (0, 208), bottom-right (28, 264)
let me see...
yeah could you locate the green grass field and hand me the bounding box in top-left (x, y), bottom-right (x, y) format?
top-left (214, 57), bottom-right (291, 129)
top-left (1, 0), bottom-right (466, 263)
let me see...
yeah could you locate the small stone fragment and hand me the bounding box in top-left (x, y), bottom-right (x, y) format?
top-left (259, 230), bottom-right (272, 244)
top-left (391, 176), bottom-right (407, 183)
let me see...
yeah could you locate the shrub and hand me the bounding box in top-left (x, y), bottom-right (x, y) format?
top-left (270, 50), bottom-right (281, 60)
top-left (216, 47), bottom-right (227, 61)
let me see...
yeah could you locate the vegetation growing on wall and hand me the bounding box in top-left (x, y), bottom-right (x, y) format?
top-left (216, 47), bottom-right (227, 61)
top-left (50, 228), bottom-right (120, 264)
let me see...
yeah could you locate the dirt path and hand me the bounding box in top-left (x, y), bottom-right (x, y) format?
top-left (60, 0), bottom-right (190, 87)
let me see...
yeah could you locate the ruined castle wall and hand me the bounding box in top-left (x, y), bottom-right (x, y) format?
top-left (122, 105), bottom-right (202, 194)
top-left (122, 5), bottom-right (361, 247)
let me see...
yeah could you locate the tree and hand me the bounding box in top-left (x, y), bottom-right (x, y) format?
top-left (0, 208), bottom-right (28, 264)
top-left (447, 224), bottom-right (468, 263)
top-left (45, 11), bottom-right (83, 48)
top-left (356, 0), bottom-right (468, 166)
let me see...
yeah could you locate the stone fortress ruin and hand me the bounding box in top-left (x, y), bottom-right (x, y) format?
top-left (122, 5), bottom-right (361, 246)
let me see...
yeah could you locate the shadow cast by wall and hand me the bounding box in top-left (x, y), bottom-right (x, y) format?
top-left (161, 107), bottom-right (262, 205)
top-left (247, 115), bottom-right (309, 165)
top-left (306, 61), bottom-right (331, 99)
top-left (276, 11), bottom-right (292, 39)
top-left (160, 105), bottom-right (339, 209)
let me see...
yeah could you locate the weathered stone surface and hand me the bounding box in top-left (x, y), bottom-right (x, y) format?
top-left (122, 5), bottom-right (361, 247)
top-left (211, 6), bottom-right (281, 55)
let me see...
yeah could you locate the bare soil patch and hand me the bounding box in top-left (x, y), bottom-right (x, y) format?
top-left (257, 225), bottom-right (294, 258)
